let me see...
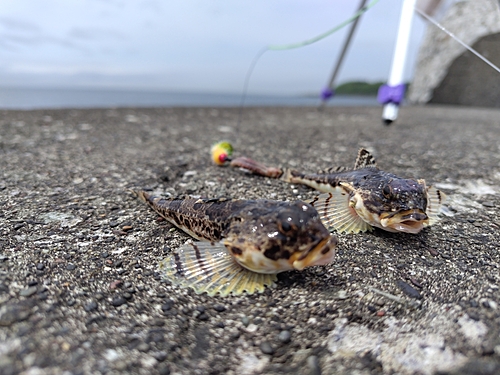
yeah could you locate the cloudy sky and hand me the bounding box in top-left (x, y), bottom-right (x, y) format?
top-left (0, 0), bottom-right (430, 95)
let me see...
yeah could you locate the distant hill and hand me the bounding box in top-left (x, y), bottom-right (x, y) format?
top-left (335, 81), bottom-right (384, 96)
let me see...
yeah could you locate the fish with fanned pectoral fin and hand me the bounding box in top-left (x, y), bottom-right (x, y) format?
top-left (131, 190), bottom-right (337, 296)
top-left (230, 148), bottom-right (445, 234)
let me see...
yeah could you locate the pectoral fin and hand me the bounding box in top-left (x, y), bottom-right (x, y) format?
top-left (308, 191), bottom-right (372, 234)
top-left (159, 241), bottom-right (277, 297)
top-left (425, 186), bottom-right (446, 226)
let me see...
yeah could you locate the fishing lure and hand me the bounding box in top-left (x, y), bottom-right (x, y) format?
top-left (230, 148), bottom-right (445, 234)
top-left (132, 191), bottom-right (337, 296)
top-left (211, 141), bottom-right (233, 166)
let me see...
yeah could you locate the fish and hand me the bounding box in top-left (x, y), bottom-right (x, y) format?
top-left (131, 190), bottom-right (337, 296)
top-left (229, 148), bottom-right (445, 234)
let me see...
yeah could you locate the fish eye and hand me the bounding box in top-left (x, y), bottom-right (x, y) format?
top-left (280, 221), bottom-right (292, 232)
top-left (278, 219), bottom-right (297, 234)
top-left (383, 185), bottom-right (391, 197)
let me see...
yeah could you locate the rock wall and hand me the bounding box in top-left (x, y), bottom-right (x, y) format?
top-left (408, 0), bottom-right (500, 106)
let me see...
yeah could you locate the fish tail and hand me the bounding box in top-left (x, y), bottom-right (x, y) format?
top-left (280, 168), bottom-right (296, 183)
top-left (280, 169), bottom-right (313, 186)
top-left (129, 189), bottom-right (149, 203)
top-left (160, 241), bottom-right (277, 296)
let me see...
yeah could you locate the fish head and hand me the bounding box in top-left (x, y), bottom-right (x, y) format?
top-left (224, 200), bottom-right (337, 274)
top-left (343, 176), bottom-right (430, 234)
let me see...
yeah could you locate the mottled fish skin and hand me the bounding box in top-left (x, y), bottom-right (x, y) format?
top-left (288, 168), bottom-right (429, 219)
top-left (133, 192), bottom-right (233, 241)
top-left (132, 190), bottom-right (337, 273)
top-left (230, 148), bottom-right (445, 234)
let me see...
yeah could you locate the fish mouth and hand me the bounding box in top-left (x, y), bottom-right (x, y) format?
top-left (292, 236), bottom-right (338, 271)
top-left (380, 209), bottom-right (428, 234)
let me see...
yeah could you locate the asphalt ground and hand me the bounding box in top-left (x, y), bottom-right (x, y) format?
top-left (0, 105), bottom-right (499, 375)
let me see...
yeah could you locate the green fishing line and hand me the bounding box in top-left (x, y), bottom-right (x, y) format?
top-left (237, 0), bottom-right (381, 130)
top-left (267, 0), bottom-right (380, 51)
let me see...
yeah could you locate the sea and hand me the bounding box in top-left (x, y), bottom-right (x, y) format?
top-left (0, 87), bottom-right (380, 110)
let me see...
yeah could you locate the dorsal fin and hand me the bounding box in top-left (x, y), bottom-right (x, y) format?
top-left (354, 148), bottom-right (377, 169)
top-left (318, 166), bottom-right (349, 174)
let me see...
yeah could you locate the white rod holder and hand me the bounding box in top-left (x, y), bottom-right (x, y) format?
top-left (379, 0), bottom-right (417, 124)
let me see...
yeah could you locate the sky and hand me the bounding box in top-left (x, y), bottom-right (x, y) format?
top-left (0, 0), bottom-right (430, 95)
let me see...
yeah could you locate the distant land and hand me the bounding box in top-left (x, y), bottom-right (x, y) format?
top-left (335, 81), bottom-right (384, 96)
top-left (331, 81), bottom-right (412, 96)
top-left (303, 81), bottom-right (386, 98)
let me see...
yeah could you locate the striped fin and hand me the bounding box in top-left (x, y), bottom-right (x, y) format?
top-left (308, 191), bottom-right (372, 234)
top-left (354, 148), bottom-right (377, 170)
top-left (426, 186), bottom-right (446, 226)
top-left (159, 242), bottom-right (277, 297)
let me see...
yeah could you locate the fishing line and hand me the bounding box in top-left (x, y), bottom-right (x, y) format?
top-left (415, 7), bottom-right (500, 74)
top-left (235, 0), bottom-right (381, 132)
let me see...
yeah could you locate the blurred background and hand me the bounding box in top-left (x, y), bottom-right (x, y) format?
top-left (3, 0), bottom-right (495, 109)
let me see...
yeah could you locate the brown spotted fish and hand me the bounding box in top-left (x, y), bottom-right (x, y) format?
top-left (132, 191), bottom-right (337, 296)
top-left (230, 148), bottom-right (445, 234)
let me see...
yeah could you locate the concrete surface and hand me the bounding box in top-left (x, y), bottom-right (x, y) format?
top-left (408, 0), bottom-right (500, 105)
top-left (0, 105), bottom-right (499, 375)
top-left (429, 32), bottom-right (500, 108)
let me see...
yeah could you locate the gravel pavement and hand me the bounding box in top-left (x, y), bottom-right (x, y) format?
top-left (1, 105), bottom-right (499, 375)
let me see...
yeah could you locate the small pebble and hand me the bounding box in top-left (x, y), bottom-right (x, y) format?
top-left (20, 287), bottom-right (37, 297)
top-left (0, 303), bottom-right (32, 326)
top-left (114, 360), bottom-right (128, 371)
top-left (109, 280), bottom-right (123, 290)
top-left (36, 263), bottom-right (45, 271)
top-left (307, 355), bottom-right (321, 375)
top-left (428, 248), bottom-right (439, 256)
top-left (161, 303), bottom-right (173, 312)
top-left (481, 201), bottom-right (495, 208)
top-left (13, 223), bottom-right (25, 231)
top-left (153, 351), bottom-right (167, 362)
top-left (152, 318), bottom-right (165, 326)
top-left (213, 304), bottom-right (226, 312)
top-left (278, 330), bottom-right (291, 344)
top-left (410, 277), bottom-right (423, 288)
top-left (123, 292), bottom-right (133, 300)
top-left (396, 280), bottom-right (422, 299)
top-left (84, 301), bottom-right (98, 312)
top-left (245, 324), bottom-right (258, 333)
top-left (197, 312), bottom-right (209, 321)
top-left (259, 341), bottom-right (274, 355)
top-left (111, 297), bottom-right (127, 307)
top-left (66, 264), bottom-right (76, 271)
top-left (336, 290), bottom-right (348, 300)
